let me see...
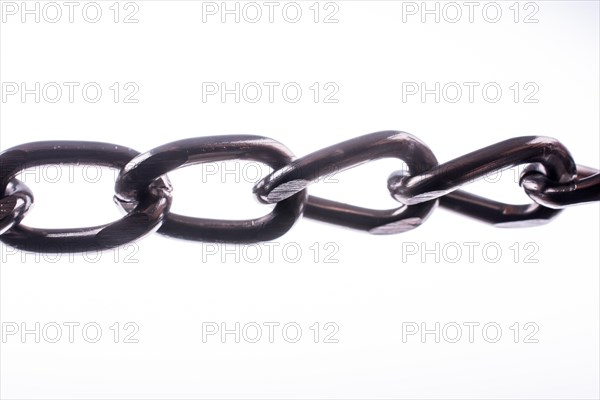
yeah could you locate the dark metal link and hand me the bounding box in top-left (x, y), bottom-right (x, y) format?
top-left (438, 190), bottom-right (562, 227)
top-left (0, 141), bottom-right (172, 253)
top-left (521, 164), bottom-right (600, 208)
top-left (388, 136), bottom-right (578, 226)
top-left (0, 179), bottom-right (34, 235)
top-left (114, 135), bottom-right (307, 243)
top-left (253, 131), bottom-right (439, 234)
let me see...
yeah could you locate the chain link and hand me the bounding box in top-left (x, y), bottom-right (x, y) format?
top-left (1, 132), bottom-right (598, 253)
top-left (0, 141), bottom-right (171, 253)
top-left (114, 135), bottom-right (307, 243)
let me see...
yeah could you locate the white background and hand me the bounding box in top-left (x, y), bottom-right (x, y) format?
top-left (0, 1), bottom-right (599, 398)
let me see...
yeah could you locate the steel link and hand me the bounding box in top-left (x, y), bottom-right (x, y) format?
top-left (114, 135), bottom-right (307, 243)
top-left (0, 141), bottom-right (172, 253)
top-left (0, 133), bottom-right (597, 253)
top-left (521, 164), bottom-right (600, 208)
top-left (438, 190), bottom-right (562, 227)
top-left (253, 131), bottom-right (440, 233)
top-left (387, 136), bottom-right (579, 226)
top-left (0, 179), bottom-right (34, 235)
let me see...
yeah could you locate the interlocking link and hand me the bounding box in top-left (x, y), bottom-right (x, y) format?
top-left (387, 136), bottom-right (577, 203)
top-left (0, 132), bottom-right (598, 253)
top-left (437, 190), bottom-right (562, 228)
top-left (253, 131), bottom-right (439, 233)
top-left (114, 136), bottom-right (307, 243)
top-left (0, 179), bottom-right (33, 235)
top-left (387, 136), bottom-right (579, 226)
top-left (0, 141), bottom-right (172, 253)
top-left (521, 164), bottom-right (600, 208)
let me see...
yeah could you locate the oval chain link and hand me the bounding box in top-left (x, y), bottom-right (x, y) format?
top-left (0, 141), bottom-right (172, 253)
top-left (114, 135), bottom-right (307, 243)
top-left (253, 131), bottom-right (440, 234)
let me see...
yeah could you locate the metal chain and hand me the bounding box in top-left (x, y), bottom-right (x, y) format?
top-left (1, 131), bottom-right (598, 253)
